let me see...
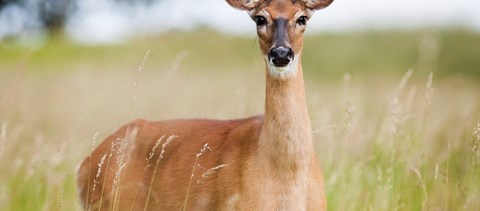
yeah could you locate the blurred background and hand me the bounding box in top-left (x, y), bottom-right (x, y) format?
top-left (1, 0), bottom-right (480, 41)
top-left (1, 0), bottom-right (480, 77)
top-left (1, 0), bottom-right (480, 210)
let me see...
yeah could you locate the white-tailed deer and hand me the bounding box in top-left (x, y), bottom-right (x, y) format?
top-left (77, 0), bottom-right (334, 210)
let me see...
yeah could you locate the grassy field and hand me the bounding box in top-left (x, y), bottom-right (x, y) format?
top-left (1, 29), bottom-right (480, 210)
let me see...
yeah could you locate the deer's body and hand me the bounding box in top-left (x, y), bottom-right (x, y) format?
top-left (77, 0), bottom-right (333, 210)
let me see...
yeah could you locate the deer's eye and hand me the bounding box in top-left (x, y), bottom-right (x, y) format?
top-left (254, 16), bottom-right (267, 26)
top-left (296, 16), bottom-right (308, 25)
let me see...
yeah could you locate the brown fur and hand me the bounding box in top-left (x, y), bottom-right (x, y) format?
top-left (77, 0), bottom-right (333, 210)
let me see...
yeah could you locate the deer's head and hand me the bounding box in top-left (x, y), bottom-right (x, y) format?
top-left (226, 0), bottom-right (333, 78)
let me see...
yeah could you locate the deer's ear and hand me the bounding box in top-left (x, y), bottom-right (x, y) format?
top-left (225, 0), bottom-right (261, 11)
top-left (303, 0), bottom-right (334, 10)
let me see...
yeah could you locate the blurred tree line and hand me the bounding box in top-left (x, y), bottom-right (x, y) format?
top-left (0, 0), bottom-right (157, 31)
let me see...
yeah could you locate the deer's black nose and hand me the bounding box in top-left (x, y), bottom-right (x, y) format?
top-left (269, 46), bottom-right (293, 67)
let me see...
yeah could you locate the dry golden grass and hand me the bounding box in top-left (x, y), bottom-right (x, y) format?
top-left (1, 32), bottom-right (480, 210)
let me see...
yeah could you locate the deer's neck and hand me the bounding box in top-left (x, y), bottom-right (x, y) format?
top-left (259, 59), bottom-right (313, 174)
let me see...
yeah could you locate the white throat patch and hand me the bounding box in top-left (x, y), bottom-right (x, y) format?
top-left (265, 56), bottom-right (299, 80)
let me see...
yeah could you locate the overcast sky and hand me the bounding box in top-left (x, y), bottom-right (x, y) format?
top-left (1, 0), bottom-right (480, 44)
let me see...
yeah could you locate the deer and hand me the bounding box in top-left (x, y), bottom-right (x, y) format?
top-left (76, 0), bottom-right (334, 210)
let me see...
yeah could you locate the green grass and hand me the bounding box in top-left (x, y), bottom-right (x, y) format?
top-left (0, 29), bottom-right (480, 210)
top-left (305, 30), bottom-right (480, 78)
top-left (1, 29), bottom-right (479, 77)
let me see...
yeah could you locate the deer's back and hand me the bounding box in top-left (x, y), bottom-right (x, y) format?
top-left (77, 116), bottom-right (263, 210)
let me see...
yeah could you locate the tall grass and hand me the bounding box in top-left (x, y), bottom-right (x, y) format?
top-left (314, 73), bottom-right (480, 210)
top-left (0, 31), bottom-right (479, 210)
